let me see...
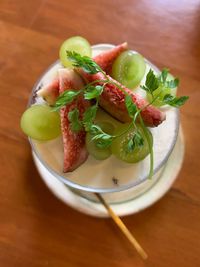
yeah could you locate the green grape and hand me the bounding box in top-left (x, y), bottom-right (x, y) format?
top-left (111, 123), bottom-right (152, 163)
top-left (59, 36), bottom-right (92, 67)
top-left (111, 50), bottom-right (146, 89)
top-left (147, 73), bottom-right (177, 107)
top-left (21, 105), bottom-right (61, 141)
top-left (86, 121), bottom-right (114, 160)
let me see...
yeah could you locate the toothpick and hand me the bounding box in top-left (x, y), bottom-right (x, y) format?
top-left (95, 193), bottom-right (148, 260)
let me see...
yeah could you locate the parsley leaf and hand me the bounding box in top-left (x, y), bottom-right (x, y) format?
top-left (134, 131), bottom-right (144, 147)
top-left (92, 133), bottom-right (113, 148)
top-left (163, 94), bottom-right (189, 107)
top-left (141, 68), bottom-right (184, 108)
top-left (52, 90), bottom-right (81, 111)
top-left (84, 85), bottom-right (104, 100)
top-left (141, 69), bottom-right (159, 94)
top-left (88, 124), bottom-right (113, 148)
top-left (83, 105), bottom-right (98, 131)
top-left (89, 124), bottom-right (103, 135)
top-left (68, 108), bottom-right (83, 132)
top-left (126, 131), bottom-right (144, 153)
top-left (126, 139), bottom-right (134, 153)
top-left (141, 68), bottom-right (179, 94)
top-left (66, 51), bottom-right (102, 74)
top-left (159, 68), bottom-right (179, 88)
top-left (165, 78), bottom-right (179, 88)
top-left (160, 68), bottom-right (169, 83)
top-left (125, 95), bottom-right (137, 119)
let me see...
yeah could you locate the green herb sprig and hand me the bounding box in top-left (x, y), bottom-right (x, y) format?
top-left (141, 68), bottom-right (188, 107)
top-left (66, 51), bottom-right (103, 74)
top-left (141, 69), bottom-right (159, 96)
top-left (52, 90), bottom-right (81, 111)
top-left (68, 108), bottom-right (82, 132)
top-left (90, 124), bottom-right (113, 149)
top-left (126, 131), bottom-right (144, 153)
top-left (163, 94), bottom-right (189, 107)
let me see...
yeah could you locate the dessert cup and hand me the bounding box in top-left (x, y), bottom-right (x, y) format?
top-left (29, 44), bottom-right (183, 212)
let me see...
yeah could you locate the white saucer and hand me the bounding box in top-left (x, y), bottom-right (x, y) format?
top-left (33, 130), bottom-right (184, 217)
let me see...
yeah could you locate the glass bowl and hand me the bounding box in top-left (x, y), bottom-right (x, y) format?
top-left (29, 44), bottom-right (179, 204)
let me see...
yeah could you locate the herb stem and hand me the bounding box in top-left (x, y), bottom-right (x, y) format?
top-left (138, 113), bottom-right (154, 179)
top-left (83, 78), bottom-right (109, 90)
top-left (133, 90), bottom-right (164, 122)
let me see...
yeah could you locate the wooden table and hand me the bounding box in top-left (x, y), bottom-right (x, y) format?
top-left (0, 0), bottom-right (200, 266)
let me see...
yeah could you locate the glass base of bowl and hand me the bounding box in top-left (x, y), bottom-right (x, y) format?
top-left (32, 129), bottom-right (184, 217)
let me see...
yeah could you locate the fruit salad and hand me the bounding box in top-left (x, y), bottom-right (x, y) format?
top-left (21, 36), bottom-right (188, 180)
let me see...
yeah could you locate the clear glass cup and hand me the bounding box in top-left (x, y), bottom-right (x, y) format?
top-left (29, 44), bottom-right (179, 204)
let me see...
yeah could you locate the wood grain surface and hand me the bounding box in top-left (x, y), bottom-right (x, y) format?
top-left (0, 0), bottom-right (200, 266)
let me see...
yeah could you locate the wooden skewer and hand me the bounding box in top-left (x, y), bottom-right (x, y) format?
top-left (95, 193), bottom-right (148, 260)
